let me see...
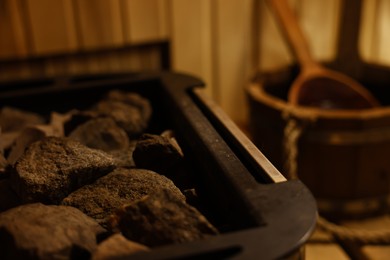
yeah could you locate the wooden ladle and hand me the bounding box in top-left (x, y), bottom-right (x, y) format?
top-left (268, 0), bottom-right (380, 109)
top-left (334, 0), bottom-right (364, 79)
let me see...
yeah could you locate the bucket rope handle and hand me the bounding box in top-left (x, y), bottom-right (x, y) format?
top-left (282, 114), bottom-right (301, 179)
top-left (282, 112), bottom-right (390, 244)
top-left (317, 216), bottom-right (390, 244)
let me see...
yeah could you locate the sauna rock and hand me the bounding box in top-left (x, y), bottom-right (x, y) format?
top-left (61, 168), bottom-right (185, 228)
top-left (92, 91), bottom-right (151, 137)
top-left (11, 136), bottom-right (116, 204)
top-left (0, 106), bottom-right (45, 133)
top-left (111, 189), bottom-right (219, 247)
top-left (0, 203), bottom-right (106, 260)
top-left (68, 117), bottom-right (130, 152)
top-left (92, 234), bottom-right (149, 260)
top-left (133, 133), bottom-right (184, 175)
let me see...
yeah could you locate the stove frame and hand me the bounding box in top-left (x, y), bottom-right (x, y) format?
top-left (0, 72), bottom-right (317, 259)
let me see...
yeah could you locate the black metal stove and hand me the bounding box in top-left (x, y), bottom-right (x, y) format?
top-left (0, 72), bottom-right (317, 259)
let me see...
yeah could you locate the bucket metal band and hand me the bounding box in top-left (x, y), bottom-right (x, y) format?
top-left (305, 127), bottom-right (390, 145)
top-left (317, 196), bottom-right (390, 216)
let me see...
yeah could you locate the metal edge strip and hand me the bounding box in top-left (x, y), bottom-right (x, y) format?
top-left (192, 88), bottom-right (287, 183)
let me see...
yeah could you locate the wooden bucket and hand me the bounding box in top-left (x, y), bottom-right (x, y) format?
top-left (246, 63), bottom-right (390, 219)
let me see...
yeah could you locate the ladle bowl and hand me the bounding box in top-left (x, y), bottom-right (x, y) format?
top-left (268, 0), bottom-right (380, 109)
top-left (290, 67), bottom-right (380, 109)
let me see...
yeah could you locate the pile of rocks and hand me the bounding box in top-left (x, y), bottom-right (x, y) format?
top-left (0, 90), bottom-right (218, 259)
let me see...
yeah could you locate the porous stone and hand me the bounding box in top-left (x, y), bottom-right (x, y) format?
top-left (61, 168), bottom-right (185, 228)
top-left (92, 234), bottom-right (148, 260)
top-left (110, 189), bottom-right (218, 247)
top-left (11, 136), bottom-right (116, 204)
top-left (0, 203), bottom-right (106, 260)
top-left (68, 117), bottom-right (129, 152)
top-left (133, 133), bottom-right (183, 176)
top-left (0, 106), bottom-right (45, 133)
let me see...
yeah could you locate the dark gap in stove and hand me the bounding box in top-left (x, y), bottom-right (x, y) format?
top-left (68, 73), bottom-right (138, 84)
top-left (164, 89), bottom-right (262, 232)
top-left (0, 78), bottom-right (55, 93)
top-left (187, 88), bottom-right (278, 184)
top-left (172, 125), bottom-right (257, 233)
top-left (174, 245), bottom-right (242, 260)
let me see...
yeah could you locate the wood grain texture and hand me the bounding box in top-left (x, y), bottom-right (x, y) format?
top-left (213, 0), bottom-right (253, 124)
top-left (0, 0), bottom-right (389, 124)
top-left (258, 0), bottom-right (294, 71)
top-left (171, 0), bottom-right (254, 124)
top-left (258, 0), bottom-right (340, 71)
top-left (122, 0), bottom-right (169, 44)
top-left (25, 0), bottom-right (78, 55)
top-left (0, 0), bottom-right (29, 58)
top-left (375, 0), bottom-right (390, 65)
top-left (170, 0), bottom-right (214, 97)
top-left (74, 0), bottom-right (124, 49)
top-left (360, 0), bottom-right (377, 63)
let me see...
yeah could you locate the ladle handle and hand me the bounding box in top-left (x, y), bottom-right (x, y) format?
top-left (335, 0), bottom-right (363, 77)
top-left (268, 0), bottom-right (319, 70)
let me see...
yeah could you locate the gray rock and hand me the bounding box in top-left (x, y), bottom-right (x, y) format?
top-left (105, 90), bottom-right (152, 124)
top-left (111, 189), bottom-right (219, 247)
top-left (0, 153), bottom-right (8, 178)
top-left (93, 101), bottom-right (147, 137)
top-left (0, 203), bottom-right (106, 260)
top-left (133, 133), bottom-right (183, 176)
top-left (11, 136), bottom-right (116, 204)
top-left (133, 133), bottom-right (194, 189)
top-left (108, 141), bottom-right (137, 168)
top-left (92, 234), bottom-right (148, 260)
top-left (0, 106), bottom-right (45, 133)
top-left (61, 168), bottom-right (185, 229)
top-left (68, 117), bottom-right (130, 152)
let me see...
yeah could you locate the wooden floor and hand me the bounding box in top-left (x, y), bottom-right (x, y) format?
top-left (305, 214), bottom-right (390, 259)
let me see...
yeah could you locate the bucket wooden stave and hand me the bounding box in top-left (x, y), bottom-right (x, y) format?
top-left (246, 63), bottom-right (390, 219)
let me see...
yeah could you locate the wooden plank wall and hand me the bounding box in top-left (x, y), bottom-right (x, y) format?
top-left (0, 0), bottom-right (389, 124)
top-left (171, 0), bottom-right (390, 124)
top-left (0, 0), bottom-right (169, 79)
top-left (0, 0), bottom-right (170, 56)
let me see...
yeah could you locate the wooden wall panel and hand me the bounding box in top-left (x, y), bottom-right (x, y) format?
top-left (74, 0), bottom-right (124, 49)
top-left (0, 0), bottom-right (29, 58)
top-left (171, 0), bottom-right (254, 124)
top-left (170, 0), bottom-right (214, 97)
top-left (122, 0), bottom-right (169, 44)
top-left (25, 0), bottom-right (78, 55)
top-left (257, 0), bottom-right (293, 70)
top-left (258, 0), bottom-right (340, 71)
top-left (213, 0), bottom-right (254, 124)
top-left (299, 0), bottom-right (340, 61)
top-left (360, 0), bottom-right (378, 62)
top-left (356, 0), bottom-right (390, 65)
top-left (1, 0), bottom-right (390, 124)
top-left (375, 0), bottom-right (390, 65)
